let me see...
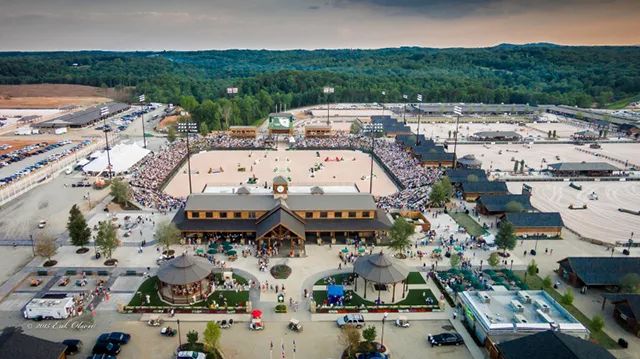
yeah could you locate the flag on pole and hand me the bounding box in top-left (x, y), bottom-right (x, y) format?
top-left (381, 91), bottom-right (386, 96)
top-left (281, 338), bottom-right (286, 359)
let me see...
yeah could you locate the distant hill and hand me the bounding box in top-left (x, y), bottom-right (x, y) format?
top-left (0, 46), bottom-right (638, 126)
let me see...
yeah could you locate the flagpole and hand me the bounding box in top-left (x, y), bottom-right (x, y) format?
top-left (270, 340), bottom-right (273, 359)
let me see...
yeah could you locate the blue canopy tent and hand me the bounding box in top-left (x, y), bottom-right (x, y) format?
top-left (327, 284), bottom-right (345, 305)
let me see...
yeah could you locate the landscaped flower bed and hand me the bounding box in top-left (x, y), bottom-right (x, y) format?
top-left (270, 264), bottom-right (292, 279)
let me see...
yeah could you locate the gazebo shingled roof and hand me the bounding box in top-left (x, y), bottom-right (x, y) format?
top-left (157, 254), bottom-right (212, 285)
top-left (354, 252), bottom-right (409, 284)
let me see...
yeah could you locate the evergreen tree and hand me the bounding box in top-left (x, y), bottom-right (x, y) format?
top-left (496, 221), bottom-right (517, 255)
top-left (67, 204), bottom-right (91, 249)
top-left (95, 221), bottom-right (120, 259)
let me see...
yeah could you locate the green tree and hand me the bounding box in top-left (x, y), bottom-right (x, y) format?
top-left (620, 273), bottom-right (640, 293)
top-left (488, 252), bottom-right (500, 267)
top-left (504, 201), bottom-right (524, 213)
top-left (199, 122), bottom-right (209, 137)
top-left (350, 122), bottom-right (361, 134)
top-left (561, 288), bottom-right (574, 306)
top-left (67, 204), bottom-right (91, 249)
top-left (542, 275), bottom-right (552, 289)
top-left (524, 259), bottom-right (538, 284)
top-left (519, 160), bottom-right (525, 173)
top-left (388, 217), bottom-right (414, 254)
top-left (590, 315), bottom-right (605, 333)
top-left (167, 125), bottom-right (177, 143)
top-left (203, 321), bottom-right (221, 352)
top-left (429, 177), bottom-right (453, 207)
top-left (362, 326), bottom-right (376, 343)
top-left (450, 253), bottom-right (461, 269)
top-left (179, 95), bottom-right (199, 113)
top-left (95, 221), bottom-right (119, 259)
top-left (186, 330), bottom-right (199, 351)
top-left (110, 178), bottom-right (131, 206)
top-left (513, 160), bottom-right (519, 173)
top-left (496, 221), bottom-right (517, 254)
top-left (155, 221), bottom-right (181, 252)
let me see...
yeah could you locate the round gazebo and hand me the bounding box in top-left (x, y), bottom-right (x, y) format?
top-left (457, 154), bottom-right (482, 169)
top-left (353, 252), bottom-right (410, 303)
top-left (157, 254), bottom-right (213, 305)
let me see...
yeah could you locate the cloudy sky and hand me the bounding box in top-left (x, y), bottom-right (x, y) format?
top-left (0, 0), bottom-right (638, 50)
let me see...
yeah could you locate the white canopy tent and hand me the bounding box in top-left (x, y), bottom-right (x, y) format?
top-left (83, 143), bottom-right (150, 175)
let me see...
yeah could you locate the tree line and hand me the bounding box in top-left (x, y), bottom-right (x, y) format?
top-left (1, 45), bottom-right (639, 127)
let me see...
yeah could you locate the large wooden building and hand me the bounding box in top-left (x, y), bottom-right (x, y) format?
top-left (172, 177), bottom-right (393, 256)
top-left (547, 162), bottom-right (620, 177)
top-left (460, 181), bottom-right (509, 201)
top-left (476, 194), bottom-right (533, 215)
top-left (557, 257), bottom-right (640, 289)
top-left (503, 212), bottom-right (564, 237)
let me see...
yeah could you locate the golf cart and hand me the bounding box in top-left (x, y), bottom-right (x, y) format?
top-left (249, 309), bottom-right (264, 331)
top-left (288, 318), bottom-right (303, 332)
top-left (160, 326), bottom-right (176, 336)
top-left (394, 316), bottom-right (410, 328)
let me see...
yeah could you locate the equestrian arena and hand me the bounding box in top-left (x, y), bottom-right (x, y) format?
top-left (163, 149), bottom-right (399, 198)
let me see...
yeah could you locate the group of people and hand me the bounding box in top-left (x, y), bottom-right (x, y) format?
top-left (128, 134), bottom-right (262, 210)
top-left (294, 133), bottom-right (443, 211)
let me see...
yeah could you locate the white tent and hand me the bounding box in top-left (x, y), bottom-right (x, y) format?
top-left (83, 143), bottom-right (150, 175)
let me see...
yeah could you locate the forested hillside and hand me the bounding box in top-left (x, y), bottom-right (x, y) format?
top-left (0, 45), bottom-right (638, 130)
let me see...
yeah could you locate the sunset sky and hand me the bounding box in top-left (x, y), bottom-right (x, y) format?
top-left (0, 0), bottom-right (638, 50)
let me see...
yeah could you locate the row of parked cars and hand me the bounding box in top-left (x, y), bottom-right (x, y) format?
top-left (0, 141), bottom-right (62, 168)
top-left (0, 140), bottom-right (91, 187)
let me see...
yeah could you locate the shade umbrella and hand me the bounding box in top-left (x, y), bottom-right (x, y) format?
top-left (207, 249), bottom-right (217, 255)
top-left (358, 247), bottom-right (366, 253)
top-left (454, 245), bottom-right (463, 252)
top-left (226, 250), bottom-right (237, 256)
top-left (432, 248), bottom-right (442, 253)
top-left (341, 247), bottom-right (349, 253)
top-left (195, 248), bottom-right (204, 255)
top-left (251, 309), bottom-right (263, 318)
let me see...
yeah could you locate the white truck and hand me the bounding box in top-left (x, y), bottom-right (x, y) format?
top-left (24, 296), bottom-right (75, 320)
top-left (14, 127), bottom-right (33, 136)
top-left (54, 127), bottom-right (68, 135)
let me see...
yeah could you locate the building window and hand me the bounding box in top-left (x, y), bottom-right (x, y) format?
top-left (362, 211), bottom-right (370, 218)
top-left (234, 212), bottom-right (242, 219)
top-left (348, 211), bottom-right (357, 218)
top-left (219, 212), bottom-right (227, 218)
top-left (191, 211), bottom-right (200, 218)
top-left (205, 212), bottom-right (213, 218)
top-left (320, 211), bottom-right (328, 218)
top-left (248, 212), bottom-right (256, 219)
top-left (334, 211), bottom-right (342, 218)
top-left (305, 212), bottom-right (313, 219)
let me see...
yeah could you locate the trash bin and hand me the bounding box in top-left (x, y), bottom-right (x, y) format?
top-left (530, 249), bottom-right (537, 256)
top-left (618, 338), bottom-right (628, 348)
top-left (95, 252), bottom-right (101, 259)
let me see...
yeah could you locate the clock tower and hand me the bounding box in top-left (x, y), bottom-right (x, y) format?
top-left (273, 176), bottom-right (288, 199)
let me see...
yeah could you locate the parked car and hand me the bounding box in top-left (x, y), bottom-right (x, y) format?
top-left (337, 314), bottom-right (365, 328)
top-left (97, 332), bottom-right (131, 345)
top-left (176, 351), bottom-right (206, 359)
top-left (357, 353), bottom-right (388, 359)
top-left (427, 332), bottom-right (464, 347)
top-left (62, 339), bottom-right (83, 355)
top-left (91, 341), bottom-right (121, 355)
top-left (86, 355), bottom-right (116, 359)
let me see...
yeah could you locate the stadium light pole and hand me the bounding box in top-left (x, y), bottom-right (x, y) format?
top-left (365, 123), bottom-right (384, 194)
top-left (402, 94), bottom-right (408, 124)
top-left (416, 94), bottom-right (423, 145)
top-left (139, 94), bottom-right (147, 148)
top-left (381, 90), bottom-right (386, 117)
top-left (453, 105), bottom-right (463, 168)
top-left (177, 121), bottom-right (198, 194)
top-left (323, 86), bottom-right (334, 126)
top-left (226, 87), bottom-right (238, 130)
top-left (100, 106), bottom-right (113, 178)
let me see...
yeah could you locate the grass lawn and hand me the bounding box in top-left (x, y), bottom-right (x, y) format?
top-left (519, 273), bottom-right (618, 349)
top-left (449, 212), bottom-right (485, 237)
top-left (406, 272), bottom-right (426, 285)
top-left (313, 289), bottom-right (437, 307)
top-left (314, 273), bottom-right (353, 285)
top-left (128, 277), bottom-right (165, 306)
